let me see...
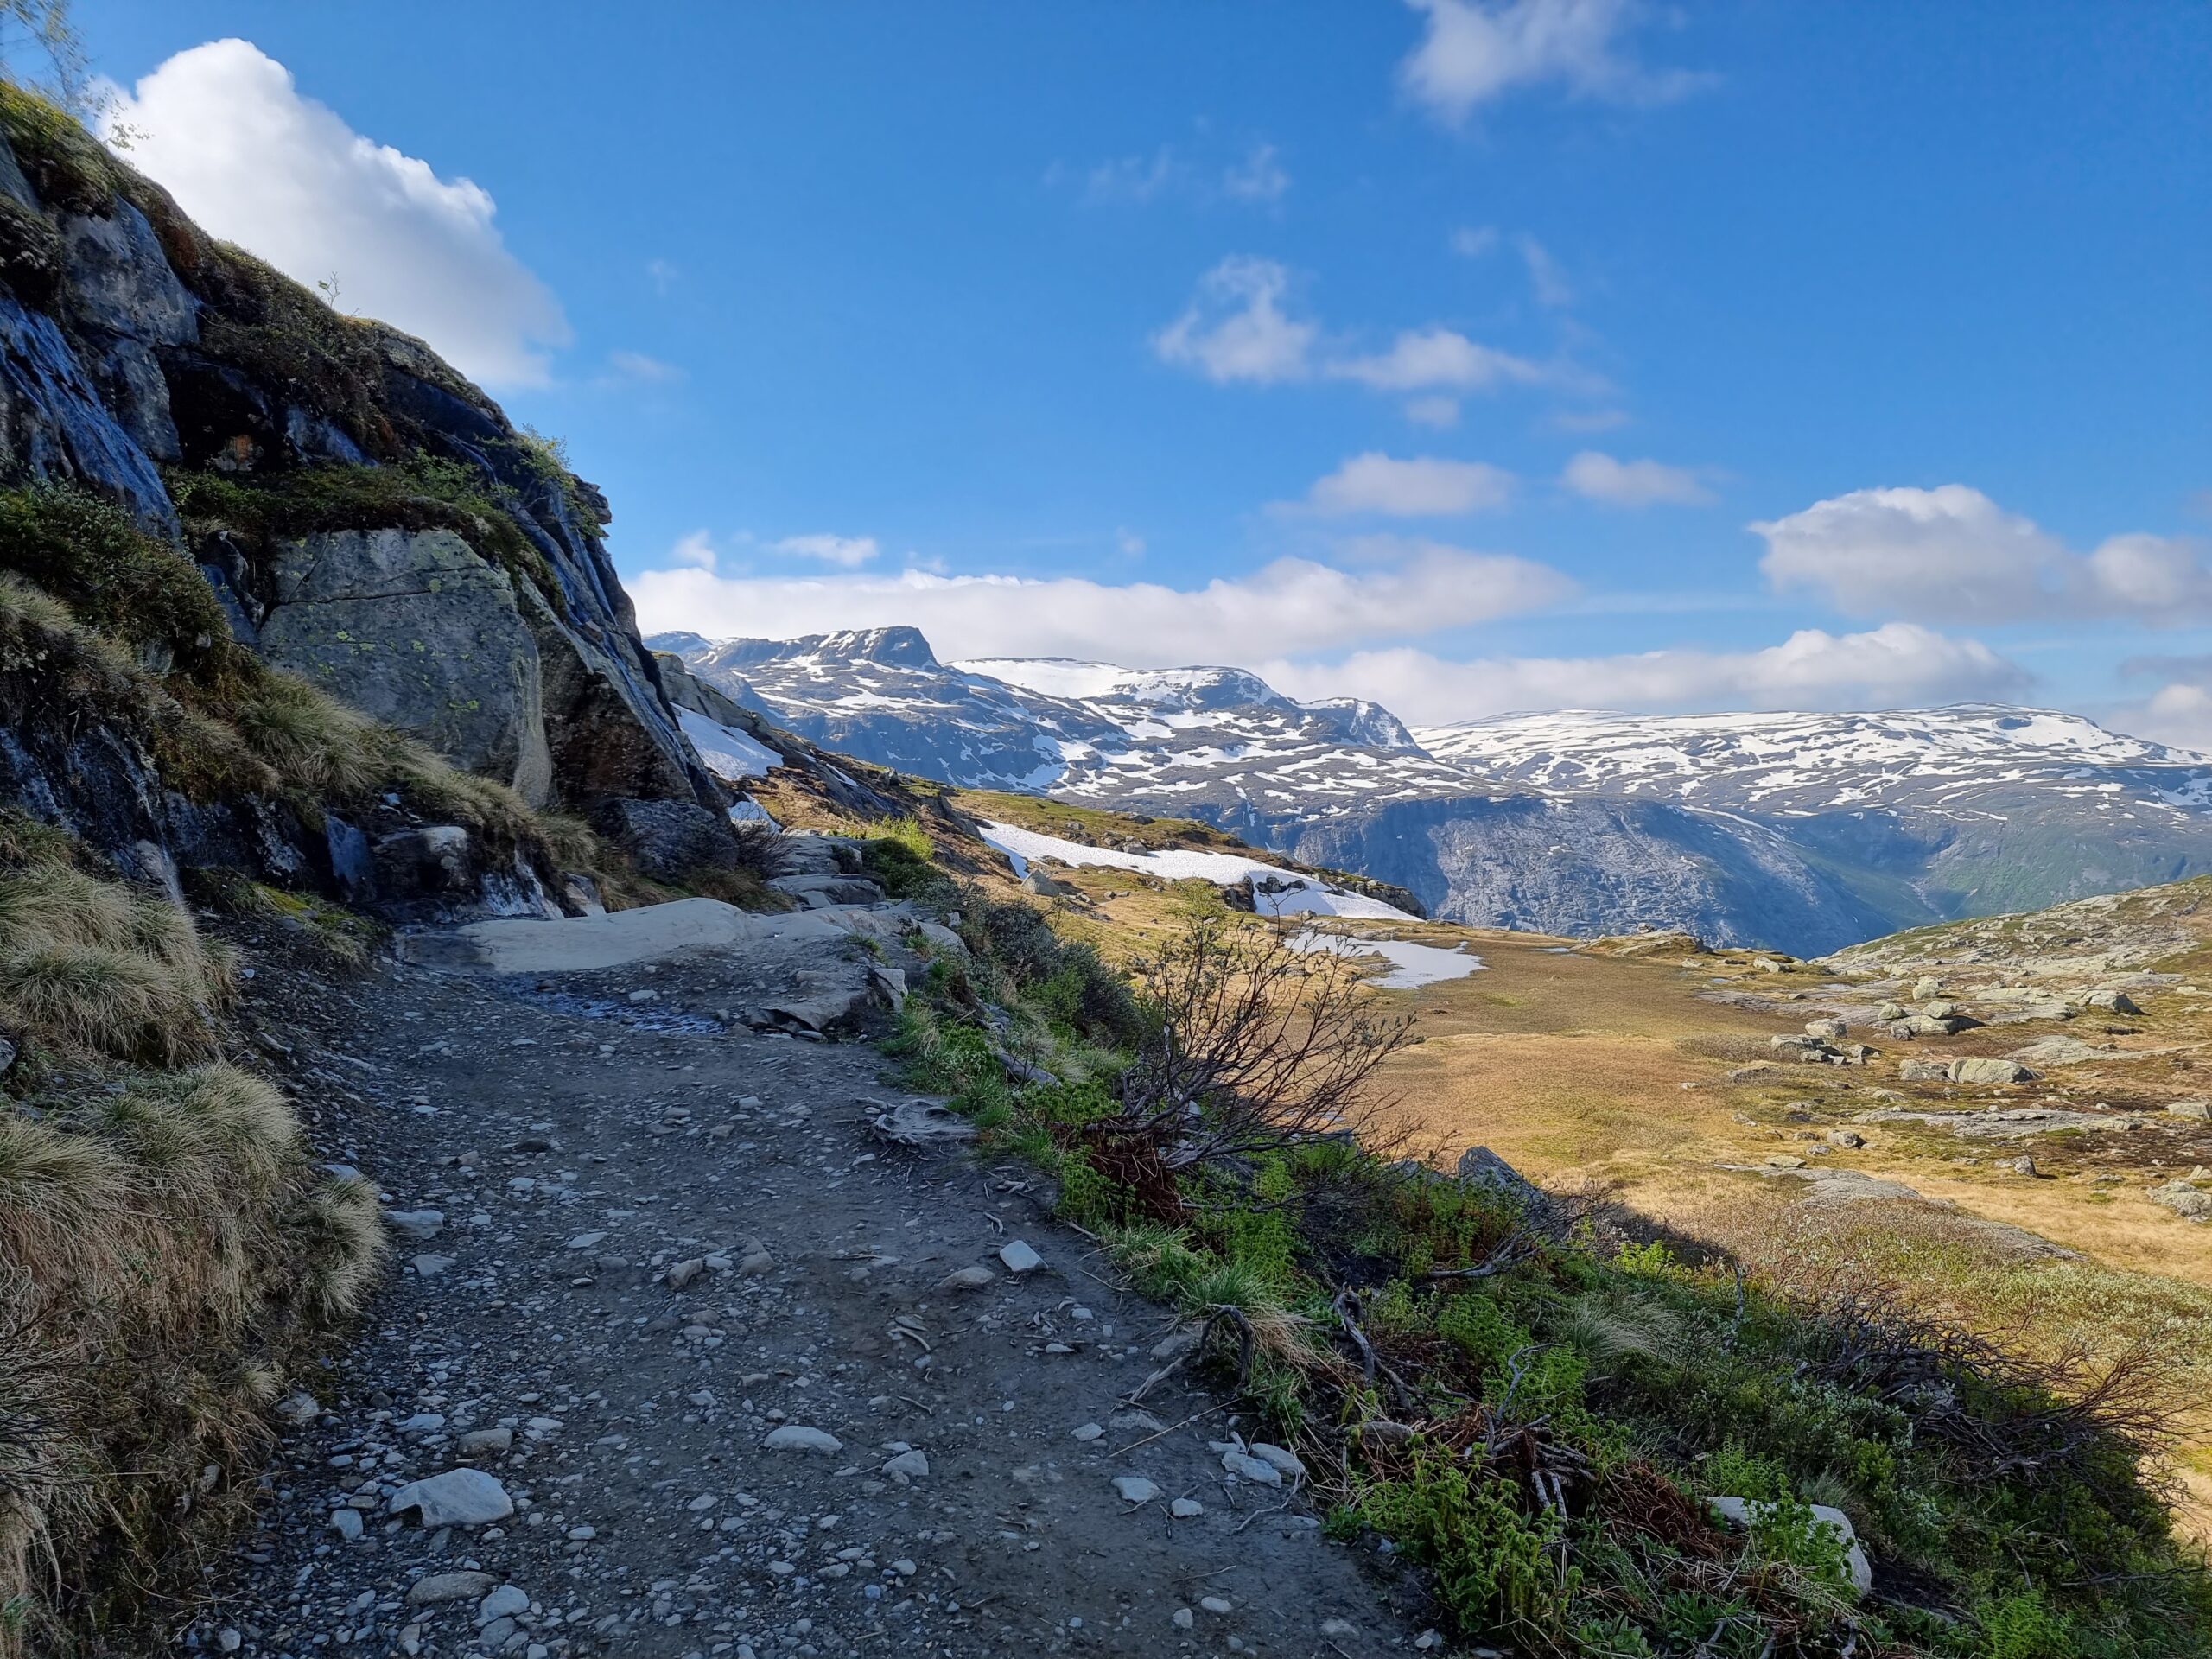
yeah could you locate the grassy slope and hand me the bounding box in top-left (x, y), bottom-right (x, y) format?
top-left (870, 792), bottom-right (2212, 1648)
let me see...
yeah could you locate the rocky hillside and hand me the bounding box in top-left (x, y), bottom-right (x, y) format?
top-left (658, 627), bottom-right (2212, 955)
top-left (0, 85), bottom-right (741, 916)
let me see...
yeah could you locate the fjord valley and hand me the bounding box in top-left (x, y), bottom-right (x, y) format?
top-left (3, 7), bottom-right (2209, 1659)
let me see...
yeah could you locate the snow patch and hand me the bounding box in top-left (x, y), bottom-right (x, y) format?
top-left (677, 707), bottom-right (783, 782)
top-left (976, 822), bottom-right (1411, 918)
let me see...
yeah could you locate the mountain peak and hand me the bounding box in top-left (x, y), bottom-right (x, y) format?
top-left (817, 625), bottom-right (940, 667)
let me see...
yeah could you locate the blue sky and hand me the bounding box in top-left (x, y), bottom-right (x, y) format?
top-left (72, 1), bottom-right (2212, 733)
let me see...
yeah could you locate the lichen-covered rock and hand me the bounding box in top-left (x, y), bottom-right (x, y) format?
top-left (257, 527), bottom-right (553, 801)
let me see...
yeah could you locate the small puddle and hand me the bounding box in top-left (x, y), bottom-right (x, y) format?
top-left (1289, 930), bottom-right (1485, 988)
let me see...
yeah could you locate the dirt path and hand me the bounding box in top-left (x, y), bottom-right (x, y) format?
top-left (196, 906), bottom-right (1427, 1657)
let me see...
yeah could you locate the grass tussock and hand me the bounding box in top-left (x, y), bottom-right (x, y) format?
top-left (0, 849), bottom-right (232, 1065)
top-left (0, 836), bottom-right (382, 1655)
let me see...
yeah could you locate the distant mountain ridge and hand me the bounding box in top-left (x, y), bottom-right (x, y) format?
top-left (650, 627), bottom-right (2212, 955)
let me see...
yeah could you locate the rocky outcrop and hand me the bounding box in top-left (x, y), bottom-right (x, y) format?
top-left (0, 98), bottom-right (726, 894)
top-left (256, 527), bottom-right (553, 800)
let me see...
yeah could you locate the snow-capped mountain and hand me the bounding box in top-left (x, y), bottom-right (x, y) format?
top-left (649, 628), bottom-right (2212, 955)
top-left (1417, 706), bottom-right (2212, 818)
top-left (651, 629), bottom-right (1464, 806)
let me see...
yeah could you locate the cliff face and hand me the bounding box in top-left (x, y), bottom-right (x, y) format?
top-left (0, 90), bottom-right (732, 910)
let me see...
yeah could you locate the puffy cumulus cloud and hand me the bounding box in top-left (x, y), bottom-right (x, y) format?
top-left (1399, 0), bottom-right (1709, 124)
top-left (2115, 682), bottom-right (2212, 752)
top-left (100, 40), bottom-right (567, 387)
top-left (1294, 452), bottom-right (1516, 517)
top-left (773, 533), bottom-right (879, 568)
top-left (2109, 655), bottom-right (2212, 754)
top-left (1753, 486), bottom-right (2212, 624)
top-left (1562, 450), bottom-right (1714, 506)
top-left (629, 544), bottom-right (1573, 668)
top-left (1152, 257), bottom-right (1316, 384)
top-left (1260, 623), bottom-right (2027, 726)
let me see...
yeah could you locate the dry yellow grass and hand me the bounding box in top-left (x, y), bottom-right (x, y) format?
top-left (0, 845), bottom-right (384, 1654)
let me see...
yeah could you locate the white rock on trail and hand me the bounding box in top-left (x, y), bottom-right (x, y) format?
top-left (998, 1239), bottom-right (1045, 1274)
top-left (387, 1468), bottom-right (513, 1529)
top-left (762, 1425), bottom-right (844, 1454)
top-left (1112, 1476), bottom-right (1161, 1504)
top-left (1223, 1450), bottom-right (1283, 1485)
top-left (385, 1208), bottom-right (444, 1241)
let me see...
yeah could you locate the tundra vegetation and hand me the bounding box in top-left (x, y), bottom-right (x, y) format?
top-left (892, 882), bottom-right (2212, 1658)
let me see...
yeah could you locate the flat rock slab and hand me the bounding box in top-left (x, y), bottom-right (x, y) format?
top-left (404, 897), bottom-right (907, 975)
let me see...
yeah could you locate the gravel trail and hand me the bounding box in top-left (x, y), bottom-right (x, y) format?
top-left (197, 911), bottom-right (1427, 1657)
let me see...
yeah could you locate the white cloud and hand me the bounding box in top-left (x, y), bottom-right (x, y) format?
top-left (774, 533), bottom-right (880, 569)
top-left (1222, 142), bottom-right (1290, 202)
top-left (1330, 327), bottom-right (1553, 392)
top-left (1450, 224), bottom-right (1499, 257)
top-left (1116, 527), bottom-right (1147, 557)
top-left (606, 349), bottom-right (683, 384)
top-left (1399, 0), bottom-right (1709, 124)
top-left (1152, 257), bottom-right (1316, 385)
top-left (1753, 486), bottom-right (2212, 624)
top-left (1404, 395), bottom-right (1461, 428)
top-left (1155, 259), bottom-right (1600, 404)
top-left (1262, 623), bottom-right (2027, 726)
top-left (100, 39), bottom-right (567, 387)
top-left (2118, 682), bottom-right (2212, 753)
top-left (1077, 139), bottom-right (1288, 207)
top-left (1086, 146), bottom-right (1181, 203)
top-left (1296, 452), bottom-right (1516, 517)
top-left (669, 531), bottom-right (717, 570)
top-left (1516, 232), bottom-right (1573, 308)
top-left (631, 544), bottom-right (1572, 667)
top-left (1562, 450), bottom-right (1713, 506)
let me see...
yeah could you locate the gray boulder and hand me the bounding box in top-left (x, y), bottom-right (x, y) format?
top-left (2148, 1181), bottom-right (2209, 1220)
top-left (1455, 1145), bottom-right (1541, 1205)
top-left (768, 872), bottom-right (885, 908)
top-left (594, 798), bottom-right (743, 882)
top-left (1706, 1497), bottom-right (1872, 1594)
top-left (257, 529), bottom-right (554, 800)
top-left (1948, 1057), bottom-right (2035, 1085)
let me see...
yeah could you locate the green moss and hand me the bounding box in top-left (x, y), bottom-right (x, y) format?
top-left (169, 461), bottom-right (559, 603)
top-left (0, 486), bottom-right (227, 652)
top-left (0, 79), bottom-right (120, 216)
